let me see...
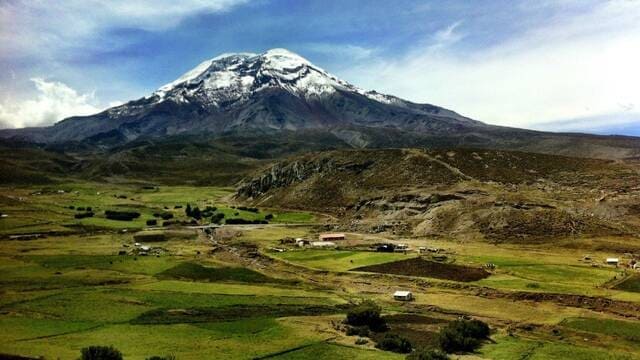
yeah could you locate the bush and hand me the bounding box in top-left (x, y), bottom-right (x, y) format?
top-left (80, 345), bottom-right (123, 360)
top-left (185, 204), bottom-right (192, 217)
top-left (161, 213), bottom-right (174, 220)
top-left (77, 207), bottom-right (86, 211)
top-left (346, 325), bottom-right (370, 337)
top-left (75, 211), bottom-right (94, 219)
top-left (86, 207), bottom-right (92, 212)
top-left (407, 349), bottom-right (449, 360)
top-left (265, 213), bottom-right (273, 220)
top-left (211, 213), bottom-right (225, 224)
top-left (191, 207), bottom-right (201, 220)
top-left (237, 206), bottom-right (259, 213)
top-left (146, 219), bottom-right (158, 226)
top-left (105, 210), bottom-right (140, 221)
top-left (438, 319), bottom-right (489, 353)
top-left (345, 300), bottom-right (387, 332)
top-left (375, 333), bottom-right (412, 353)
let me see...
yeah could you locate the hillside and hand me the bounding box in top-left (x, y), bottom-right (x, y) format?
top-left (237, 148), bottom-right (640, 242)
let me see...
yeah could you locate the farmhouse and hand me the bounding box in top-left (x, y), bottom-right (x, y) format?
top-left (393, 290), bottom-right (413, 301)
top-left (606, 258), bottom-right (620, 266)
top-left (311, 241), bottom-right (336, 248)
top-left (319, 233), bottom-right (345, 241)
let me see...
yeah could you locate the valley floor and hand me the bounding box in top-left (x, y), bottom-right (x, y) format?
top-left (1, 182), bottom-right (640, 359)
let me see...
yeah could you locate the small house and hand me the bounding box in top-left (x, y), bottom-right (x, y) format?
top-left (418, 247), bottom-right (427, 254)
top-left (311, 241), bottom-right (336, 248)
top-left (319, 233), bottom-right (345, 241)
top-left (393, 290), bottom-right (413, 301)
top-left (606, 258), bottom-right (620, 266)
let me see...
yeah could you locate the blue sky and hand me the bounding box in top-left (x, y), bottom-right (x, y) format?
top-left (0, 0), bottom-right (638, 136)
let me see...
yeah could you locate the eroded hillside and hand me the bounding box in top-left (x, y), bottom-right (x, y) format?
top-left (237, 148), bottom-right (640, 242)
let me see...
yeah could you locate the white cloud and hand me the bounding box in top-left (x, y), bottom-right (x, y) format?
top-left (0, 78), bottom-right (102, 128)
top-left (303, 43), bottom-right (378, 61)
top-left (344, 1), bottom-right (640, 131)
top-left (0, 0), bottom-right (249, 58)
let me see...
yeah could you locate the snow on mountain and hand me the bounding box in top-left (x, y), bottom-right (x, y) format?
top-left (151, 48), bottom-right (401, 108)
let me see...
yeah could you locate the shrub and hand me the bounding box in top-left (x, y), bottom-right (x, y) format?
top-left (185, 204), bottom-right (192, 217)
top-left (375, 333), bottom-right (412, 353)
top-left (75, 212), bottom-right (94, 219)
top-left (105, 210), bottom-right (140, 221)
top-left (146, 219), bottom-right (158, 226)
top-left (211, 213), bottom-right (225, 224)
top-left (345, 300), bottom-right (387, 332)
top-left (80, 345), bottom-right (123, 360)
top-left (86, 207), bottom-right (92, 212)
top-left (145, 356), bottom-right (175, 360)
top-left (438, 319), bottom-right (490, 353)
top-left (407, 349), bottom-right (449, 360)
top-left (77, 207), bottom-right (86, 211)
top-left (161, 213), bottom-right (174, 220)
top-left (191, 207), bottom-right (201, 220)
top-left (346, 326), bottom-right (370, 337)
top-left (265, 213), bottom-right (274, 220)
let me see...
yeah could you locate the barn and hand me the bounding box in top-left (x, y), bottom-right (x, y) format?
top-left (318, 233), bottom-right (345, 241)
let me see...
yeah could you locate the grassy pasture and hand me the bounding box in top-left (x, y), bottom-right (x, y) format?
top-left (272, 249), bottom-right (416, 271)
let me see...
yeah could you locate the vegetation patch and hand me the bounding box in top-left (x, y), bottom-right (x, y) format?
top-left (131, 304), bottom-right (349, 324)
top-left (561, 317), bottom-right (640, 341)
top-left (352, 258), bottom-right (490, 282)
top-left (613, 275), bottom-right (640, 293)
top-left (105, 210), bottom-right (141, 221)
top-left (156, 262), bottom-right (289, 284)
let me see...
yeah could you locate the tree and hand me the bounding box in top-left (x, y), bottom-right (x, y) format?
top-left (192, 207), bottom-right (201, 220)
top-left (345, 300), bottom-right (387, 331)
top-left (375, 333), bottom-right (412, 353)
top-left (80, 345), bottom-right (123, 360)
top-left (185, 204), bottom-right (192, 217)
top-left (438, 319), bottom-right (490, 353)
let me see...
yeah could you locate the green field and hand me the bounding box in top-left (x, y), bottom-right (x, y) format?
top-left (3, 182), bottom-right (640, 359)
top-left (272, 249), bottom-right (416, 271)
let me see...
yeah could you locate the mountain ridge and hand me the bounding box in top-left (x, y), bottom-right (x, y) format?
top-left (1, 48), bottom-right (640, 160)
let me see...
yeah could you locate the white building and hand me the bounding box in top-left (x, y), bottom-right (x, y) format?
top-left (606, 258), bottom-right (619, 266)
top-left (393, 290), bottom-right (413, 301)
top-left (311, 241), bottom-right (336, 248)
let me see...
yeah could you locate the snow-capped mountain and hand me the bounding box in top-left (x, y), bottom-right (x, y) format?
top-left (2, 48), bottom-right (484, 144)
top-left (4, 48), bottom-right (639, 160)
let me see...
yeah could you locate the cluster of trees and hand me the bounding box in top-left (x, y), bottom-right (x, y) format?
top-left (80, 346), bottom-right (175, 360)
top-left (437, 319), bottom-right (490, 353)
top-left (105, 210), bottom-right (141, 221)
top-left (153, 212), bottom-right (174, 220)
top-left (185, 204), bottom-right (202, 219)
top-left (345, 301), bottom-right (490, 358)
top-left (236, 206), bottom-right (259, 213)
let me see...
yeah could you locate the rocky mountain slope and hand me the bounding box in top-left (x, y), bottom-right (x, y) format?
top-left (236, 148), bottom-right (640, 242)
top-left (2, 49), bottom-right (640, 159)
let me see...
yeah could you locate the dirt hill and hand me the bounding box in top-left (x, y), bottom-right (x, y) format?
top-left (237, 148), bottom-right (640, 242)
